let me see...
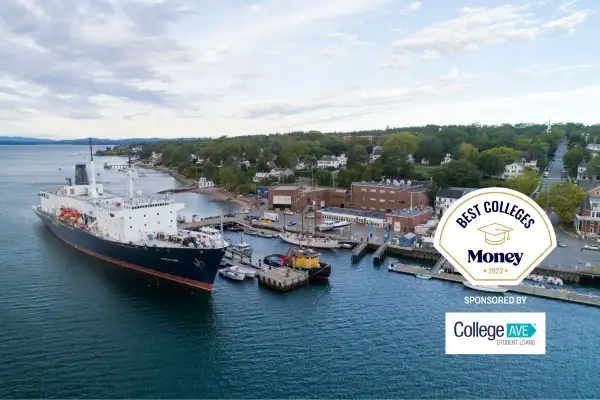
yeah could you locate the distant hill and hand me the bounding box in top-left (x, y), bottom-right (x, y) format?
top-left (0, 137), bottom-right (203, 145)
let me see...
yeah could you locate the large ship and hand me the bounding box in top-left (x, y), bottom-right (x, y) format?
top-left (33, 141), bottom-right (228, 292)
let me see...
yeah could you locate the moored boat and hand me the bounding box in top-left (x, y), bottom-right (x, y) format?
top-left (219, 268), bottom-right (245, 281)
top-left (231, 242), bottom-right (252, 256)
top-left (462, 281), bottom-right (507, 293)
top-left (278, 232), bottom-right (339, 249)
top-left (415, 273), bottom-right (432, 280)
top-left (257, 231), bottom-right (274, 238)
top-left (263, 254), bottom-right (286, 267)
top-left (284, 247), bottom-right (331, 279)
top-left (228, 265), bottom-right (257, 278)
top-left (33, 139), bottom-right (227, 292)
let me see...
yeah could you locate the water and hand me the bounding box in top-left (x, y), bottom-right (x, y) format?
top-left (1, 145), bottom-right (600, 399)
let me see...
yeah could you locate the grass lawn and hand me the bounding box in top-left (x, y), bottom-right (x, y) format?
top-left (413, 165), bottom-right (439, 178)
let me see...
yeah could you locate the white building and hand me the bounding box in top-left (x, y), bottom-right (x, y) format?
top-left (295, 161), bottom-right (308, 171)
top-left (502, 162), bottom-right (525, 179)
top-left (198, 177), bottom-right (214, 188)
top-left (369, 146), bottom-right (381, 163)
top-left (435, 187), bottom-right (475, 216)
top-left (150, 152), bottom-right (162, 165)
top-left (440, 153), bottom-right (452, 164)
top-left (407, 153), bottom-right (415, 164)
top-left (317, 154), bottom-right (347, 169)
top-left (253, 172), bottom-right (270, 182)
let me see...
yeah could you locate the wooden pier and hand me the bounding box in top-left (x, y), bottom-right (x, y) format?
top-left (389, 264), bottom-right (600, 308)
top-left (386, 244), bottom-right (441, 261)
top-left (532, 264), bottom-right (600, 284)
top-left (258, 267), bottom-right (309, 292)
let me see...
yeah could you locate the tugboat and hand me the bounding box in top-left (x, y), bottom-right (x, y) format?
top-left (284, 247), bottom-right (331, 279)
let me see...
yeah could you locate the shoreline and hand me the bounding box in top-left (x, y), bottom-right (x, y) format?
top-left (136, 162), bottom-right (257, 211)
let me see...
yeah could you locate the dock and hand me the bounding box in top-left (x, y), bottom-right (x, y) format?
top-left (258, 267), bottom-right (309, 292)
top-left (389, 264), bottom-right (600, 308)
top-left (373, 243), bottom-right (388, 265)
top-left (351, 240), bottom-right (369, 263)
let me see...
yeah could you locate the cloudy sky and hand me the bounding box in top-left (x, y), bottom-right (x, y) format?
top-left (0, 0), bottom-right (597, 139)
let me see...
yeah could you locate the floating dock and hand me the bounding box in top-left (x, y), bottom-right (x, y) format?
top-left (258, 267), bottom-right (309, 292)
top-left (389, 264), bottom-right (600, 308)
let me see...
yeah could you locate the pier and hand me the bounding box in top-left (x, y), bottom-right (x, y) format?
top-left (532, 264), bottom-right (600, 284)
top-left (258, 267), bottom-right (309, 292)
top-left (389, 264), bottom-right (600, 308)
top-left (373, 243), bottom-right (388, 265)
top-left (352, 240), bottom-right (369, 263)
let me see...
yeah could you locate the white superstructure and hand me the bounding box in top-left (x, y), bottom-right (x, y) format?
top-left (36, 154), bottom-right (227, 249)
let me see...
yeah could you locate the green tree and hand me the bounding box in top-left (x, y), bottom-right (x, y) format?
top-left (535, 182), bottom-right (584, 224)
top-left (347, 144), bottom-right (368, 167)
top-left (202, 161), bottom-right (217, 181)
top-left (454, 142), bottom-right (478, 161)
top-left (432, 160), bottom-right (481, 188)
top-left (414, 136), bottom-right (443, 164)
top-left (563, 146), bottom-right (589, 177)
top-left (219, 165), bottom-right (243, 191)
top-left (480, 146), bottom-right (520, 165)
top-left (477, 152), bottom-right (506, 177)
top-left (585, 156), bottom-right (600, 186)
top-left (314, 169), bottom-right (333, 186)
top-left (380, 132), bottom-right (419, 176)
top-left (506, 169), bottom-right (540, 196)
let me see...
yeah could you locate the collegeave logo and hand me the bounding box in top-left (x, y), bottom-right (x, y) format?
top-left (445, 312), bottom-right (546, 354)
top-left (434, 187), bottom-right (556, 286)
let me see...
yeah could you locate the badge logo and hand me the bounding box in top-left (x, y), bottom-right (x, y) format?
top-left (434, 187), bottom-right (556, 286)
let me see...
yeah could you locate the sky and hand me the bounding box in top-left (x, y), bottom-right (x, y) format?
top-left (0, 0), bottom-right (598, 139)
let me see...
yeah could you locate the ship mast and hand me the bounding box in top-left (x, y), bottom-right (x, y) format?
top-left (88, 138), bottom-right (98, 199)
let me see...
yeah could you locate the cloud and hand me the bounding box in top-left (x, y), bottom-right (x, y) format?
top-left (0, 0), bottom-right (195, 119)
top-left (384, 3), bottom-right (590, 68)
top-left (400, 1), bottom-right (422, 14)
top-left (236, 73), bottom-right (475, 119)
top-left (516, 62), bottom-right (600, 75)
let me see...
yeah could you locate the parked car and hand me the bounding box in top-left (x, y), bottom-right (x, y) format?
top-left (287, 221), bottom-right (297, 226)
top-left (557, 241), bottom-right (566, 248)
top-left (284, 210), bottom-right (295, 216)
top-left (583, 245), bottom-right (600, 251)
top-left (306, 213), bottom-right (315, 219)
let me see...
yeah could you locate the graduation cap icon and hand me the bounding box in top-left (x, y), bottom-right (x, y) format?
top-left (477, 223), bottom-right (513, 246)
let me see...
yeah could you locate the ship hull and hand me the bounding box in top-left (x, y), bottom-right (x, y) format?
top-left (35, 209), bottom-right (225, 292)
top-left (292, 263), bottom-right (331, 279)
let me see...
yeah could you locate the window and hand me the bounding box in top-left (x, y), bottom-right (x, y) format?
top-left (370, 189), bottom-right (376, 193)
top-left (380, 199), bottom-right (385, 203)
top-left (361, 188), bottom-right (366, 192)
top-left (370, 198), bottom-right (376, 201)
top-left (389, 191), bottom-right (395, 194)
top-left (380, 190), bottom-right (385, 194)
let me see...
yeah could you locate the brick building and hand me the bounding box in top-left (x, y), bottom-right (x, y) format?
top-left (575, 184), bottom-right (600, 241)
top-left (351, 180), bottom-right (430, 213)
top-left (268, 185), bottom-right (350, 212)
top-left (316, 206), bottom-right (434, 233)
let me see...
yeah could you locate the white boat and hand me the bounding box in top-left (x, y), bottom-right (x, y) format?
top-left (339, 243), bottom-right (353, 249)
top-left (219, 268), bottom-right (245, 281)
top-left (462, 281), bottom-right (507, 293)
top-left (231, 242), bottom-right (252, 256)
top-left (257, 231), bottom-right (274, 238)
top-left (317, 220), bottom-right (352, 232)
top-left (238, 209), bottom-right (250, 214)
top-left (278, 232), bottom-right (339, 249)
top-left (228, 265), bottom-right (257, 278)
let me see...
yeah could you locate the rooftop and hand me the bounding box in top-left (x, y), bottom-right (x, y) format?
top-left (319, 206), bottom-right (386, 220)
top-left (352, 180), bottom-right (430, 189)
top-left (437, 187), bottom-right (475, 199)
top-left (389, 207), bottom-right (433, 217)
top-left (270, 185), bottom-right (301, 191)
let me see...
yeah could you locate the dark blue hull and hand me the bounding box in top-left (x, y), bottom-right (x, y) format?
top-left (35, 209), bottom-right (225, 292)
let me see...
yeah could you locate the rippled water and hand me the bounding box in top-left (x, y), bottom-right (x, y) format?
top-left (1, 145), bottom-right (600, 399)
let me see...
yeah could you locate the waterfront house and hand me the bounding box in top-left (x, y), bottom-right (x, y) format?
top-left (317, 154), bottom-right (347, 169)
top-left (198, 177), bottom-right (214, 188)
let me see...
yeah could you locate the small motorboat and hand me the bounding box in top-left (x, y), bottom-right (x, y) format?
top-left (244, 229), bottom-right (258, 236)
top-left (339, 243), bottom-right (354, 249)
top-left (415, 273), bottom-right (432, 280)
top-left (231, 242), bottom-right (252, 257)
top-left (228, 265), bottom-right (257, 278)
top-left (219, 268), bottom-right (245, 281)
top-left (462, 281), bottom-right (507, 293)
top-left (258, 232), bottom-right (274, 238)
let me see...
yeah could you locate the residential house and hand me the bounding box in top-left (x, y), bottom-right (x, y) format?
top-left (407, 153), bottom-right (415, 164)
top-left (369, 146), bottom-right (381, 163)
top-left (253, 172), bottom-right (270, 182)
top-left (198, 177), bottom-right (214, 188)
top-left (440, 153), bottom-right (452, 164)
top-left (150, 152), bottom-right (162, 166)
top-left (236, 160), bottom-right (251, 168)
top-left (575, 184), bottom-right (600, 241)
top-left (295, 161), bottom-right (308, 171)
top-left (270, 168), bottom-right (294, 180)
top-left (317, 154), bottom-right (347, 169)
top-left (435, 187), bottom-right (476, 217)
top-left (502, 162), bottom-right (525, 179)
top-left (189, 154), bottom-right (198, 163)
top-left (421, 158), bottom-right (429, 165)
top-left (576, 159), bottom-right (600, 182)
